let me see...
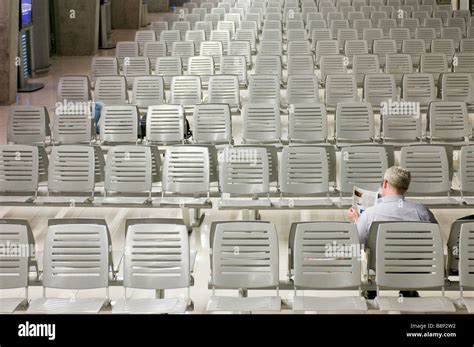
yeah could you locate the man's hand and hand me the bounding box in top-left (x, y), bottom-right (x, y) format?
top-left (348, 207), bottom-right (359, 223)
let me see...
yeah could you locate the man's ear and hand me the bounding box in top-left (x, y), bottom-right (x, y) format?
top-left (382, 179), bottom-right (389, 189)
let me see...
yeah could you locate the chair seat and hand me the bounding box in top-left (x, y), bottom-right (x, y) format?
top-left (95, 197), bottom-right (151, 206)
top-left (461, 297), bottom-right (474, 313)
top-left (293, 296), bottom-right (368, 312)
top-left (0, 196), bottom-right (35, 203)
top-left (275, 198), bottom-right (333, 208)
top-left (0, 298), bottom-right (27, 313)
top-left (218, 199), bottom-right (272, 208)
top-left (112, 298), bottom-right (188, 314)
top-left (27, 298), bottom-right (107, 314)
top-left (207, 296), bottom-right (281, 312)
top-left (376, 296), bottom-right (456, 312)
top-left (153, 197), bottom-right (211, 207)
top-left (35, 196), bottom-right (93, 205)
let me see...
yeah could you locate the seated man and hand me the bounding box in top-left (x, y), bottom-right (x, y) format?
top-left (348, 166), bottom-right (438, 298)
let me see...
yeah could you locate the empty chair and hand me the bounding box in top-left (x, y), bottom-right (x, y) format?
top-left (193, 104), bottom-right (232, 144)
top-left (311, 29), bottom-right (332, 50)
top-left (210, 30), bottom-right (231, 53)
top-left (447, 17), bottom-right (466, 38)
top-left (160, 30), bottom-right (181, 50)
top-left (235, 29), bottom-right (257, 54)
top-left (354, 20), bottom-right (373, 39)
top-left (242, 103), bottom-right (281, 143)
top-left (325, 74), bottom-right (358, 107)
top-left (228, 40), bottom-right (251, 67)
top-left (143, 42), bottom-right (167, 66)
top-left (188, 56), bottom-right (214, 85)
top-left (123, 57), bottom-right (151, 89)
top-left (401, 73), bottom-right (436, 107)
top-left (287, 54), bottom-right (315, 77)
top-left (454, 53), bottom-right (474, 74)
top-left (420, 53), bottom-right (449, 81)
top-left (439, 73), bottom-right (474, 103)
top-left (375, 222), bottom-right (455, 313)
top-left (424, 18), bottom-right (443, 38)
top-left (344, 40), bottom-right (369, 65)
top-left (91, 57), bottom-right (119, 86)
top-left (27, 219), bottom-right (111, 313)
top-left (315, 40), bottom-right (339, 66)
top-left (390, 28), bottom-right (410, 51)
top-left (458, 223), bottom-right (474, 312)
top-left (112, 219), bottom-right (192, 314)
top-left (441, 27), bottom-right (462, 49)
top-left (363, 73), bottom-right (397, 108)
top-left (381, 109), bottom-right (422, 143)
top-left (291, 222), bottom-right (367, 312)
top-left (353, 54), bottom-right (381, 86)
top-left (287, 40), bottom-right (312, 56)
top-left (248, 74), bottom-right (280, 105)
top-left (373, 39), bottom-right (397, 66)
top-left (415, 28), bottom-right (436, 51)
top-left (320, 55), bottom-right (348, 82)
top-left (286, 75), bottom-right (319, 104)
top-left (151, 21), bottom-right (168, 37)
top-left (131, 76), bottom-right (165, 109)
top-left (217, 20), bottom-right (236, 38)
top-left (172, 21), bottom-right (191, 39)
top-left (363, 28), bottom-right (383, 49)
top-left (207, 222), bottom-right (281, 312)
top-left (146, 105), bottom-right (185, 145)
top-left (99, 105), bottom-right (140, 144)
top-left (208, 74), bottom-right (240, 111)
top-left (170, 76), bottom-right (202, 109)
top-left (460, 145), bottom-right (474, 199)
top-left (427, 101), bottom-right (471, 143)
top-left (57, 76), bottom-right (91, 102)
top-left (431, 39), bottom-right (455, 66)
top-left (288, 103), bottom-right (328, 143)
top-left (195, 21), bottom-right (213, 40)
top-left (262, 28), bottom-right (283, 42)
top-left (287, 28), bottom-right (308, 41)
top-left (336, 102), bottom-right (375, 144)
top-left (337, 28), bottom-right (358, 50)
top-left (385, 53), bottom-right (413, 85)
top-left (400, 145), bottom-right (451, 195)
top-left (116, 41), bottom-right (139, 68)
top-left (135, 30), bottom-right (156, 53)
top-left (200, 41), bottom-right (223, 68)
top-left (185, 30), bottom-right (206, 53)
top-left (379, 18), bottom-right (397, 38)
top-left (400, 18), bottom-right (419, 38)
top-left (329, 19), bottom-right (349, 39)
top-left (0, 219), bottom-right (35, 313)
top-left (8, 106), bottom-right (50, 145)
top-left (171, 41), bottom-right (195, 69)
top-left (94, 76), bottom-right (128, 106)
top-left (220, 55), bottom-right (247, 86)
top-left (155, 56), bottom-right (182, 88)
top-left (0, 145), bottom-right (40, 203)
top-left (53, 109), bottom-right (95, 145)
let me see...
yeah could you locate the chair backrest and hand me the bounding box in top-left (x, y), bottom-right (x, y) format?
top-left (255, 55), bottom-right (282, 82)
top-left (401, 73), bottom-right (435, 106)
top-left (242, 103), bottom-right (281, 143)
top-left (428, 101), bottom-right (471, 141)
top-left (287, 54), bottom-right (315, 76)
top-left (100, 105), bottom-right (139, 144)
top-left (53, 109), bottom-right (94, 145)
top-left (344, 40), bottom-right (369, 63)
top-left (185, 30), bottom-right (206, 53)
top-left (376, 222), bottom-right (445, 289)
top-left (131, 76), bottom-right (165, 108)
top-left (325, 74), bottom-right (358, 107)
top-left (171, 41), bottom-right (195, 68)
top-left (170, 76), bottom-right (202, 106)
top-left (211, 222), bottom-right (279, 289)
top-left (91, 57), bottom-right (118, 84)
top-left (172, 21), bottom-right (191, 39)
top-left (162, 146), bottom-right (210, 195)
top-left (8, 106), bottom-right (50, 145)
top-left (381, 112), bottom-right (422, 142)
top-left (287, 28), bottom-right (308, 41)
top-left (259, 40), bottom-right (283, 56)
top-left (219, 146), bottom-right (269, 195)
top-left (43, 219), bottom-right (109, 289)
top-left (460, 145), bottom-right (474, 194)
top-left (287, 75), bottom-right (319, 104)
top-left (193, 103), bottom-right (232, 144)
top-left (151, 21), bottom-right (168, 37)
top-left (363, 73), bottom-right (397, 106)
top-left (385, 53), bottom-right (413, 85)
top-left (248, 74), bottom-right (280, 104)
top-left (280, 146), bottom-right (329, 195)
top-left (294, 222), bottom-right (361, 288)
top-left (287, 40), bottom-right (312, 56)
top-left (439, 73), bottom-right (473, 103)
top-left (372, 39), bottom-right (397, 66)
top-left (353, 54), bottom-right (381, 85)
top-left (460, 39), bottom-right (474, 53)
top-left (210, 29), bottom-right (231, 52)
top-left (420, 53), bottom-right (449, 80)
top-left (447, 217), bottom-right (474, 276)
top-left (48, 145), bottom-right (95, 194)
top-left (0, 145), bottom-right (39, 194)
top-left (336, 102), bottom-right (375, 142)
top-left (155, 57), bottom-right (182, 87)
top-left (460, 223), bottom-right (474, 289)
top-left (160, 30), bottom-right (181, 50)
top-left (123, 57), bottom-right (151, 86)
top-left (199, 40), bottom-right (223, 66)
top-left (57, 76), bottom-right (91, 102)
top-left (208, 74), bottom-right (240, 108)
top-left (116, 41), bottom-right (139, 67)
top-left (146, 105), bottom-right (185, 145)
top-left (288, 103), bottom-right (328, 143)
top-left (453, 53), bottom-right (474, 73)
top-left (94, 76), bottom-right (128, 106)
top-left (105, 146), bottom-right (152, 194)
top-left (315, 39), bottom-right (339, 66)
top-left (135, 30), bottom-right (156, 52)
top-left (400, 145), bottom-right (451, 194)
top-left (340, 145), bottom-right (388, 193)
top-left (320, 54), bottom-right (348, 82)
top-left (235, 29), bottom-right (257, 52)
top-left (124, 219), bottom-right (190, 290)
top-left (220, 55), bottom-right (247, 85)
top-left (0, 219), bottom-right (30, 289)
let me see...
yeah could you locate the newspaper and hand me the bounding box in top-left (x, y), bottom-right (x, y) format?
top-left (352, 186), bottom-right (379, 214)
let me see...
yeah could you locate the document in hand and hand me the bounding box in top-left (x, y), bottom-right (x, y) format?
top-left (352, 186), bottom-right (379, 214)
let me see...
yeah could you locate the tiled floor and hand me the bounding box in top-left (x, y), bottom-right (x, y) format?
top-left (1, 12), bottom-right (473, 314)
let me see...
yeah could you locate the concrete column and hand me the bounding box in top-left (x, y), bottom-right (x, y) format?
top-left (148, 0), bottom-right (169, 12)
top-left (0, 0), bottom-right (19, 105)
top-left (53, 0), bottom-right (100, 56)
top-left (111, 0), bottom-right (142, 29)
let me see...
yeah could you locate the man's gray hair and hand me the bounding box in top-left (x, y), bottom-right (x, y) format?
top-left (384, 166), bottom-right (411, 191)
